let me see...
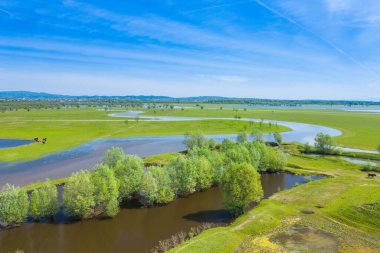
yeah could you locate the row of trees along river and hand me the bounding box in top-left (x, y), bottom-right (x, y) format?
top-left (0, 132), bottom-right (288, 228)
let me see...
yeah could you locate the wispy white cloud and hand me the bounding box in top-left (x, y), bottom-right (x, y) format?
top-left (1, 0), bottom-right (379, 99)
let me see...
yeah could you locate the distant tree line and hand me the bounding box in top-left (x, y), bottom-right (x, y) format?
top-left (0, 132), bottom-right (287, 227)
top-left (1, 96), bottom-right (379, 112)
top-left (0, 99), bottom-right (146, 112)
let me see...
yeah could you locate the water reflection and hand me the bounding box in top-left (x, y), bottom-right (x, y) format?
top-left (0, 173), bottom-right (324, 253)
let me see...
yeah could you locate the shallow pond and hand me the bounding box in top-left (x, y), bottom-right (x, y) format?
top-left (341, 157), bottom-right (378, 166)
top-left (0, 173), bottom-right (323, 253)
top-left (0, 139), bottom-right (32, 149)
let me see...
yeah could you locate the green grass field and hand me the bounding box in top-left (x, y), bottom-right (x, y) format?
top-left (1, 106), bottom-right (379, 162)
top-left (144, 107), bottom-right (380, 151)
top-left (0, 108), bottom-right (289, 162)
top-left (168, 153), bottom-right (380, 253)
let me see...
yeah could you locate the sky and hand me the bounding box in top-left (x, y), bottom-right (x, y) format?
top-left (0, 0), bottom-right (379, 100)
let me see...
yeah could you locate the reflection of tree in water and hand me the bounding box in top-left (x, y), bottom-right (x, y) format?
top-left (182, 209), bottom-right (233, 223)
top-left (261, 173), bottom-right (286, 198)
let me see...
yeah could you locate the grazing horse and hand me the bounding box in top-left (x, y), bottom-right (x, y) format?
top-left (368, 173), bottom-right (376, 178)
top-left (42, 138), bottom-right (47, 144)
top-left (34, 137), bottom-right (40, 142)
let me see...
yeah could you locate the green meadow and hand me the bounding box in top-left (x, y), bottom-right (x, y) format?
top-left (145, 107), bottom-right (380, 151)
top-left (0, 108), bottom-right (289, 162)
top-left (169, 152), bottom-right (380, 253)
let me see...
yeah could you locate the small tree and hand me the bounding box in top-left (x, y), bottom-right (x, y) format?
top-left (192, 157), bottom-right (214, 190)
top-left (267, 149), bottom-right (287, 172)
top-left (29, 179), bottom-right (58, 220)
top-left (63, 171), bottom-right (95, 219)
top-left (273, 132), bottom-right (283, 145)
top-left (221, 163), bottom-right (263, 216)
top-left (237, 132), bottom-right (249, 143)
top-left (208, 138), bottom-right (217, 149)
top-left (303, 142), bottom-right (312, 153)
top-left (168, 156), bottom-right (197, 196)
top-left (114, 155), bottom-right (144, 199)
top-left (138, 171), bottom-right (158, 206)
top-left (102, 147), bottom-right (125, 168)
top-left (251, 130), bottom-right (265, 143)
top-left (0, 184), bottom-right (29, 226)
top-left (147, 166), bottom-right (175, 204)
top-left (314, 133), bottom-right (337, 154)
top-left (183, 132), bottom-right (208, 150)
top-left (91, 165), bottom-right (120, 217)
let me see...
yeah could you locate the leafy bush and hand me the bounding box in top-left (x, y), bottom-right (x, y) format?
top-left (168, 156), bottom-right (197, 196)
top-left (0, 184), bottom-right (28, 226)
top-left (91, 164), bottom-right (120, 217)
top-left (192, 156), bottom-right (215, 190)
top-left (139, 171), bottom-right (158, 206)
top-left (145, 166), bottom-right (175, 205)
top-left (63, 171), bottom-right (95, 219)
top-left (267, 149), bottom-right (287, 172)
top-left (114, 155), bottom-right (144, 199)
top-left (314, 133), bottom-right (337, 154)
top-left (273, 132), bottom-right (283, 145)
top-left (250, 130), bottom-right (265, 143)
top-left (29, 179), bottom-right (58, 220)
top-left (224, 144), bottom-right (252, 165)
top-left (236, 132), bottom-right (249, 143)
top-left (208, 138), bottom-right (217, 149)
top-left (183, 132), bottom-right (208, 150)
top-left (102, 147), bottom-right (125, 168)
top-left (221, 163), bottom-right (263, 216)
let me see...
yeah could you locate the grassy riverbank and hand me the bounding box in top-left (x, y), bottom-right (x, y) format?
top-left (144, 107), bottom-right (380, 151)
top-left (169, 153), bottom-right (380, 253)
top-left (0, 108), bottom-right (289, 162)
top-left (1, 106), bottom-right (379, 162)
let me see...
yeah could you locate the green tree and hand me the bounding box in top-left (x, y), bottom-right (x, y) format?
top-left (91, 165), bottom-right (120, 217)
top-left (168, 156), bottom-right (197, 196)
top-left (273, 132), bottom-right (283, 145)
top-left (192, 157), bottom-right (215, 190)
top-left (303, 142), bottom-right (312, 153)
top-left (267, 149), bottom-right (287, 172)
top-left (237, 132), bottom-right (249, 143)
top-left (29, 179), bottom-right (58, 220)
top-left (314, 133), bottom-right (337, 154)
top-left (253, 142), bottom-right (270, 172)
top-left (63, 171), bottom-right (95, 219)
top-left (138, 171), bottom-right (158, 206)
top-left (208, 138), bottom-right (217, 149)
top-left (224, 145), bottom-right (251, 165)
top-left (0, 184), bottom-right (29, 226)
top-left (114, 155), bottom-right (145, 199)
top-left (251, 130), bottom-right (265, 143)
top-left (221, 138), bottom-right (235, 152)
top-left (221, 163), bottom-right (263, 216)
top-left (183, 132), bottom-right (208, 150)
top-left (102, 147), bottom-right (125, 168)
top-left (148, 166), bottom-right (175, 204)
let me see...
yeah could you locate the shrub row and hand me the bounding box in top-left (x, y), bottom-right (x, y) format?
top-left (0, 132), bottom-right (287, 227)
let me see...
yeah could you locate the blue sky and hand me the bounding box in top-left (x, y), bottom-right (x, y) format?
top-left (0, 0), bottom-right (379, 100)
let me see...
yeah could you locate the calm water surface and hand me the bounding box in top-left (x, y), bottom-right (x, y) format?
top-left (0, 139), bottom-right (32, 149)
top-left (0, 173), bottom-right (323, 253)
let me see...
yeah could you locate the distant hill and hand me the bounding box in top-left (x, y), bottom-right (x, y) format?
top-left (0, 91), bottom-right (67, 99)
top-left (0, 91), bottom-right (226, 101)
top-left (0, 91), bottom-right (379, 104)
